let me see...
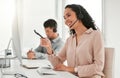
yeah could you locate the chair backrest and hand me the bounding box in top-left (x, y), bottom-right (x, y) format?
top-left (103, 48), bottom-right (114, 78)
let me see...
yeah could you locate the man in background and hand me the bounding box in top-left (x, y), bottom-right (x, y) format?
top-left (27, 19), bottom-right (64, 59)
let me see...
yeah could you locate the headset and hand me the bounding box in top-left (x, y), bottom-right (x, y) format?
top-left (70, 5), bottom-right (84, 28)
top-left (69, 5), bottom-right (84, 34)
top-left (53, 27), bottom-right (57, 32)
top-left (76, 5), bottom-right (84, 20)
top-left (44, 19), bottom-right (57, 32)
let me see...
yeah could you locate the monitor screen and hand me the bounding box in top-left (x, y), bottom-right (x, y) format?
top-left (12, 16), bottom-right (22, 64)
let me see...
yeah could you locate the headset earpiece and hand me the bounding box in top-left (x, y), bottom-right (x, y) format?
top-left (53, 28), bottom-right (57, 32)
top-left (77, 5), bottom-right (84, 19)
top-left (78, 12), bottom-right (83, 19)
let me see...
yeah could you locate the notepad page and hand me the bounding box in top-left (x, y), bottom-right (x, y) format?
top-left (22, 60), bottom-right (39, 68)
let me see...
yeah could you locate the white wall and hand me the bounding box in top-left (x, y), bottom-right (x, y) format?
top-left (0, 0), bottom-right (15, 50)
top-left (103, 0), bottom-right (120, 77)
top-left (21, 0), bottom-right (63, 53)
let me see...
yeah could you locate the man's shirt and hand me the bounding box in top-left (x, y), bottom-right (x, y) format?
top-left (34, 36), bottom-right (64, 59)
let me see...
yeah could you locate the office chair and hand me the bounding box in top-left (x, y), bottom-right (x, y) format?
top-left (103, 48), bottom-right (114, 78)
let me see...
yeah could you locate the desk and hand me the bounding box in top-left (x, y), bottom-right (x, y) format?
top-left (1, 59), bottom-right (79, 78)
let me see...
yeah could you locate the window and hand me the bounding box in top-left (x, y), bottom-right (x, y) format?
top-left (0, 0), bottom-right (15, 50)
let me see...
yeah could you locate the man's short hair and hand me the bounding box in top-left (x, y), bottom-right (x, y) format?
top-left (43, 19), bottom-right (57, 32)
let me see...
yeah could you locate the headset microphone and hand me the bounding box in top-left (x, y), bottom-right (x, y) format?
top-left (70, 19), bottom-right (78, 28)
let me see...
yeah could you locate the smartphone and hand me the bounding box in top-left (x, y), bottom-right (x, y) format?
top-left (34, 30), bottom-right (44, 38)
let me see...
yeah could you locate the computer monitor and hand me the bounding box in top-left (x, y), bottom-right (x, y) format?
top-left (0, 16), bottom-right (22, 75)
top-left (12, 17), bottom-right (38, 69)
top-left (12, 16), bottom-right (22, 65)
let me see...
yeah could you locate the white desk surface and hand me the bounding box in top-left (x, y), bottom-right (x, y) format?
top-left (1, 58), bottom-right (79, 78)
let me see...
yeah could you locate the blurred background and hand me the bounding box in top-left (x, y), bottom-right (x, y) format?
top-left (0, 0), bottom-right (120, 78)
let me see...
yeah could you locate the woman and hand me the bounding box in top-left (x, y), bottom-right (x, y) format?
top-left (41, 4), bottom-right (105, 78)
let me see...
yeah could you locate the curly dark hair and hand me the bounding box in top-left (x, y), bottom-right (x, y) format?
top-left (65, 4), bottom-right (97, 34)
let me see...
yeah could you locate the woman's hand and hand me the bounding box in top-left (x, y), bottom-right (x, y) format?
top-left (54, 64), bottom-right (67, 71)
top-left (40, 38), bottom-right (53, 55)
top-left (54, 64), bottom-right (74, 73)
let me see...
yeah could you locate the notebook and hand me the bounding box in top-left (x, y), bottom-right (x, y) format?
top-left (18, 58), bottom-right (39, 69)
